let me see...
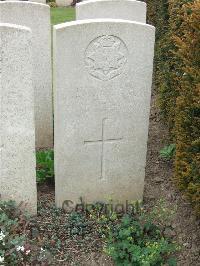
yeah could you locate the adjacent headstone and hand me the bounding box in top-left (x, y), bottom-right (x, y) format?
top-left (2, 0), bottom-right (46, 3)
top-left (29, 0), bottom-right (46, 4)
top-left (54, 19), bottom-right (155, 208)
top-left (0, 23), bottom-right (37, 215)
top-left (76, 0), bottom-right (146, 23)
top-left (0, 1), bottom-right (53, 148)
top-left (56, 0), bottom-right (72, 7)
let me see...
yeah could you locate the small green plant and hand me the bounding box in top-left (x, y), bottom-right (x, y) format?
top-left (0, 200), bottom-right (51, 265)
top-left (104, 214), bottom-right (177, 266)
top-left (0, 200), bottom-right (29, 264)
top-left (160, 144), bottom-right (176, 160)
top-left (100, 201), bottom-right (178, 266)
top-left (0, 198), bottom-right (180, 265)
top-left (67, 212), bottom-right (92, 237)
top-left (36, 150), bottom-right (54, 184)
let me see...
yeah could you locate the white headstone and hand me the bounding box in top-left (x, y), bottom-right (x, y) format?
top-left (29, 0), bottom-right (46, 4)
top-left (0, 23), bottom-right (37, 215)
top-left (53, 19), bottom-right (155, 208)
top-left (0, 1), bottom-right (53, 148)
top-left (2, 0), bottom-right (46, 2)
top-left (56, 0), bottom-right (72, 7)
top-left (76, 0), bottom-right (146, 23)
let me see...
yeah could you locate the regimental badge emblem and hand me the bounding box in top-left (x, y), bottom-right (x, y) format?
top-left (85, 35), bottom-right (128, 81)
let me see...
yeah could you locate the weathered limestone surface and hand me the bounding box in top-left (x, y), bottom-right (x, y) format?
top-left (29, 0), bottom-right (46, 4)
top-left (0, 1), bottom-right (53, 148)
top-left (54, 19), bottom-right (155, 208)
top-left (3, 0), bottom-right (46, 2)
top-left (0, 23), bottom-right (37, 214)
top-left (76, 0), bottom-right (146, 23)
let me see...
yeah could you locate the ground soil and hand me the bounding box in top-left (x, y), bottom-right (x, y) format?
top-left (37, 91), bottom-right (200, 266)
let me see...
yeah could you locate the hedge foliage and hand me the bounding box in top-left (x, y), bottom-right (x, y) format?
top-left (147, 0), bottom-right (200, 215)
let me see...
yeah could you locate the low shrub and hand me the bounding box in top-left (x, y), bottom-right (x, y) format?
top-left (0, 201), bottom-right (45, 265)
top-left (174, 0), bottom-right (200, 215)
top-left (48, 2), bottom-right (57, 8)
top-left (147, 0), bottom-right (200, 215)
top-left (105, 215), bottom-right (177, 266)
top-left (102, 201), bottom-right (178, 266)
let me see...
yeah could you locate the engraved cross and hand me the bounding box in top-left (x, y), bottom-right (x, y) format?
top-left (84, 118), bottom-right (123, 180)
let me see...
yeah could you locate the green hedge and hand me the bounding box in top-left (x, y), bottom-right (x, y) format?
top-left (147, 0), bottom-right (200, 215)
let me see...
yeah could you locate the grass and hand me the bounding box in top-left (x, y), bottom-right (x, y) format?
top-left (50, 7), bottom-right (75, 25)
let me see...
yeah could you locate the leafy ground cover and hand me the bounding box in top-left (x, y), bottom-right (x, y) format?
top-left (0, 195), bottom-right (178, 265)
top-left (36, 150), bottom-right (54, 184)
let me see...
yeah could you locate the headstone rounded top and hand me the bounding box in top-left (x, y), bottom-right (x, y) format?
top-left (0, 0), bottom-right (53, 148)
top-left (0, 22), bottom-right (31, 32)
top-left (0, 1), bottom-right (49, 9)
top-left (76, 0), bottom-right (146, 23)
top-left (79, 0), bottom-right (144, 5)
top-left (54, 19), bottom-right (154, 31)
